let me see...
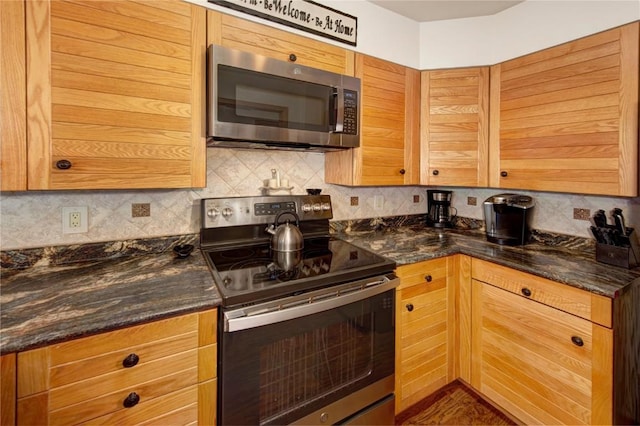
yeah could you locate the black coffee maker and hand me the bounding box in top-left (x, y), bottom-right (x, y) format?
top-left (426, 190), bottom-right (455, 228)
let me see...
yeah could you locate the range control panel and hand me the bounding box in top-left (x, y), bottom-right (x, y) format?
top-left (201, 195), bottom-right (332, 229)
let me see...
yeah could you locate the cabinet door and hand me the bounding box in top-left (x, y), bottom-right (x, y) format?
top-left (26, 0), bottom-right (206, 190)
top-left (421, 67), bottom-right (489, 187)
top-left (395, 257), bottom-right (455, 413)
top-left (1, 354), bottom-right (16, 426)
top-left (207, 11), bottom-right (354, 75)
top-left (325, 54), bottom-right (420, 186)
top-left (471, 280), bottom-right (613, 425)
top-left (0, 0), bottom-right (27, 191)
top-left (489, 22), bottom-right (639, 196)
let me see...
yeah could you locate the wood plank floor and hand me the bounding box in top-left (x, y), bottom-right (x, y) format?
top-left (395, 380), bottom-right (518, 425)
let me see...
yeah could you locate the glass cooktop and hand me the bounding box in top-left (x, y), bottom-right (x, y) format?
top-left (204, 237), bottom-right (395, 307)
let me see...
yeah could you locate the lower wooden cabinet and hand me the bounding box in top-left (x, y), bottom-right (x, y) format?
top-left (394, 257), bottom-right (456, 414)
top-left (1, 354), bottom-right (16, 425)
top-left (471, 259), bottom-right (613, 425)
top-left (16, 309), bottom-right (217, 425)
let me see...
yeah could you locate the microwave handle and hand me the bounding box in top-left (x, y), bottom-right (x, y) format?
top-left (332, 87), bottom-right (344, 133)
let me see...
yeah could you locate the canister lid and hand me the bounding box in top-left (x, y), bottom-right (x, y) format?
top-left (483, 193), bottom-right (534, 209)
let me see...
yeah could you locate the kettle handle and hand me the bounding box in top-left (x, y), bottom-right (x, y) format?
top-left (274, 211), bottom-right (300, 227)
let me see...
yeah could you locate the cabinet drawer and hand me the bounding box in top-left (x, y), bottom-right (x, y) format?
top-left (396, 257), bottom-right (447, 290)
top-left (79, 385), bottom-right (198, 425)
top-left (472, 258), bottom-right (611, 327)
top-left (49, 314), bottom-right (199, 367)
top-left (51, 330), bottom-right (198, 388)
top-left (49, 363), bottom-right (198, 425)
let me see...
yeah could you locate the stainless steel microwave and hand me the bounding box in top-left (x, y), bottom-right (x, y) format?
top-left (207, 44), bottom-right (360, 151)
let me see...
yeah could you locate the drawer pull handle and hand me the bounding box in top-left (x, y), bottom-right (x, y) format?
top-left (521, 287), bottom-right (532, 297)
top-left (432, 170), bottom-right (439, 176)
top-left (406, 303), bottom-right (414, 312)
top-left (399, 169), bottom-right (406, 175)
top-left (123, 392), bottom-right (140, 408)
top-left (289, 53), bottom-right (297, 62)
top-left (122, 353), bottom-right (140, 368)
top-left (501, 171), bottom-right (508, 177)
top-left (571, 336), bottom-right (584, 347)
top-left (425, 275), bottom-right (432, 283)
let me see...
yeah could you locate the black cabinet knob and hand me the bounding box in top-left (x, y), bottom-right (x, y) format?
top-left (56, 159), bottom-right (72, 170)
top-left (571, 336), bottom-right (584, 347)
top-left (123, 392), bottom-right (140, 408)
top-left (399, 169), bottom-right (406, 175)
top-left (406, 303), bottom-right (414, 312)
top-left (432, 170), bottom-right (439, 176)
top-left (425, 275), bottom-right (432, 283)
top-left (122, 353), bottom-right (140, 368)
top-left (521, 287), bottom-right (532, 297)
top-left (500, 171), bottom-right (508, 177)
top-left (289, 53), bottom-right (297, 62)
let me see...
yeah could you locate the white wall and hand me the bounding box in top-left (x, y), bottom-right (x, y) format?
top-left (420, 0), bottom-right (640, 69)
top-left (191, 0), bottom-right (640, 69)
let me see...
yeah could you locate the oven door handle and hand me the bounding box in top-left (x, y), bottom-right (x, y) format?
top-left (224, 275), bottom-right (399, 332)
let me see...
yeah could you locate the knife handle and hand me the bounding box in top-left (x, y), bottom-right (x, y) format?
top-left (593, 210), bottom-right (607, 228)
top-left (590, 226), bottom-right (605, 244)
top-left (612, 208), bottom-right (627, 236)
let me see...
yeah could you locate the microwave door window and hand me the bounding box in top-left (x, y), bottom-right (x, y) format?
top-left (218, 65), bottom-right (331, 132)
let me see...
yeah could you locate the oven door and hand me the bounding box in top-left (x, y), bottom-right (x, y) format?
top-left (218, 276), bottom-right (397, 426)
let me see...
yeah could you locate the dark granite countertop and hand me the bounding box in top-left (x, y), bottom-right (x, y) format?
top-left (334, 221), bottom-right (640, 299)
top-left (2, 221), bottom-right (639, 355)
top-left (1, 236), bottom-right (219, 355)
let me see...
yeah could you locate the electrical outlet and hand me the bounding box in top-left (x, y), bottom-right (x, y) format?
top-left (350, 196), bottom-right (359, 206)
top-left (62, 206), bottom-right (88, 234)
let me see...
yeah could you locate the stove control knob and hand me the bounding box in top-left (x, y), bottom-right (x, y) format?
top-left (207, 208), bottom-right (220, 219)
top-left (321, 202), bottom-right (331, 211)
top-left (302, 203), bottom-right (312, 212)
top-left (222, 207), bottom-right (233, 218)
top-left (312, 203), bottom-right (321, 211)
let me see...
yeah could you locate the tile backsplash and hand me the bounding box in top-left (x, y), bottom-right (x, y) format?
top-left (1, 148), bottom-right (638, 249)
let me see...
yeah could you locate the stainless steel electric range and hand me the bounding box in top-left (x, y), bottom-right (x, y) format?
top-left (200, 195), bottom-right (398, 426)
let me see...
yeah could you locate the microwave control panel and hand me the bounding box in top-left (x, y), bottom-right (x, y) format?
top-left (343, 90), bottom-right (358, 135)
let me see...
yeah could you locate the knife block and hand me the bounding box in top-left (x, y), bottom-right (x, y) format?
top-left (596, 228), bottom-right (639, 269)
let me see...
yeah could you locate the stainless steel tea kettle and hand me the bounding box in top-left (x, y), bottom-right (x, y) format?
top-left (266, 212), bottom-right (304, 271)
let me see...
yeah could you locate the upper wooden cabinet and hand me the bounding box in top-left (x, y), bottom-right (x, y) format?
top-left (325, 54), bottom-right (420, 186)
top-left (22, 0), bottom-right (206, 190)
top-left (0, 1), bottom-right (27, 191)
top-left (420, 67), bottom-right (489, 187)
top-left (206, 10), bottom-right (354, 75)
top-left (489, 22), bottom-right (639, 196)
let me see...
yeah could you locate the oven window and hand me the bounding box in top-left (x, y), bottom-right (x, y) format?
top-left (217, 65), bottom-right (332, 132)
top-left (259, 312), bottom-right (373, 421)
top-left (218, 290), bottom-right (395, 426)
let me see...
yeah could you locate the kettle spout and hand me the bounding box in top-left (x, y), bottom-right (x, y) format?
top-left (265, 224), bottom-right (276, 235)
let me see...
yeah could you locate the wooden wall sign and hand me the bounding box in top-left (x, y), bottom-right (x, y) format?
top-left (208, 0), bottom-right (357, 46)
